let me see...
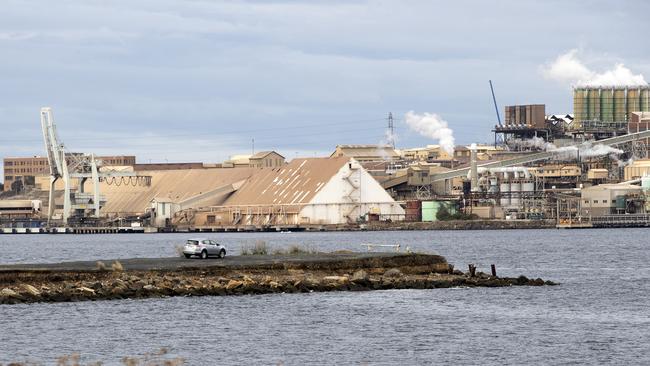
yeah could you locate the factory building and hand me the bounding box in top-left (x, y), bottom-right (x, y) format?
top-left (3, 155), bottom-right (136, 192)
top-left (580, 184), bottom-right (644, 217)
top-left (191, 157), bottom-right (404, 228)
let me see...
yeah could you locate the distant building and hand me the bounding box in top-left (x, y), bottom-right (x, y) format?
top-left (249, 151), bottom-right (285, 168)
top-left (193, 157), bottom-right (405, 226)
top-left (580, 184), bottom-right (643, 216)
top-left (3, 155), bottom-right (135, 192)
top-left (331, 145), bottom-right (399, 162)
top-left (223, 151), bottom-right (285, 168)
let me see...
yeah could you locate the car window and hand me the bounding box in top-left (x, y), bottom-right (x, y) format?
top-left (202, 240), bottom-right (210, 245)
top-left (187, 240), bottom-right (199, 245)
top-left (210, 240), bottom-right (218, 245)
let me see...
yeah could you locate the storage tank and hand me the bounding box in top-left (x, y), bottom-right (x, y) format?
top-left (573, 88), bottom-right (587, 129)
top-left (641, 88), bottom-right (650, 111)
top-left (588, 88), bottom-right (601, 121)
top-left (522, 180), bottom-right (535, 195)
top-left (600, 88), bottom-right (614, 122)
top-left (499, 181), bottom-right (510, 206)
top-left (613, 88), bottom-right (627, 122)
top-left (628, 88), bottom-right (640, 118)
top-left (510, 181), bottom-right (521, 207)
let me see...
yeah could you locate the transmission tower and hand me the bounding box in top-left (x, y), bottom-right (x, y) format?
top-left (387, 112), bottom-right (395, 148)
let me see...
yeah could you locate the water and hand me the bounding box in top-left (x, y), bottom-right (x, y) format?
top-left (1, 229), bottom-right (649, 365)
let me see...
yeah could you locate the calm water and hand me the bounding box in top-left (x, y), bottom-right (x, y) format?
top-left (1, 229), bottom-right (649, 365)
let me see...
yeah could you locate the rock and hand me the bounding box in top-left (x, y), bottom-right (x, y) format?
top-left (1, 288), bottom-right (20, 299)
top-left (383, 268), bottom-right (403, 278)
top-left (351, 270), bottom-right (369, 284)
top-left (323, 276), bottom-right (349, 284)
top-left (90, 281), bottom-right (103, 291)
top-left (21, 284), bottom-right (41, 297)
top-left (515, 275), bottom-right (529, 285)
top-left (225, 280), bottom-right (243, 290)
top-left (77, 287), bottom-right (96, 296)
top-left (143, 284), bottom-right (156, 291)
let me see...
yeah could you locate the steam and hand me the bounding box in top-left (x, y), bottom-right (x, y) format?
top-left (543, 49), bottom-right (647, 86)
top-left (404, 111), bottom-right (455, 155)
top-left (514, 137), bottom-right (624, 160)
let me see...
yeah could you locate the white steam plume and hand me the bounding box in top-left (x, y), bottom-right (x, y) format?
top-left (543, 49), bottom-right (647, 86)
top-left (404, 111), bottom-right (455, 155)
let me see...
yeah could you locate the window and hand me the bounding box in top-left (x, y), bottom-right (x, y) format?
top-left (593, 200), bottom-right (598, 204)
top-left (584, 200), bottom-right (589, 204)
top-left (603, 200), bottom-right (607, 204)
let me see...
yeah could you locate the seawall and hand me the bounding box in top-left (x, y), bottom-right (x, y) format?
top-left (0, 253), bottom-right (556, 305)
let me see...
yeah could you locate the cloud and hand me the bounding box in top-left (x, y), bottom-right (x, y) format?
top-left (543, 49), bottom-right (647, 86)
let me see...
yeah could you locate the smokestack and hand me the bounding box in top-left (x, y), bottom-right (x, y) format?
top-left (470, 143), bottom-right (478, 192)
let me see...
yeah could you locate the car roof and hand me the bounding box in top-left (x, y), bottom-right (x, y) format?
top-left (187, 238), bottom-right (209, 241)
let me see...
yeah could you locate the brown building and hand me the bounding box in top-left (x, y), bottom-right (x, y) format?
top-left (249, 151), bottom-right (285, 168)
top-left (3, 155), bottom-right (136, 192)
top-left (504, 104), bottom-right (546, 128)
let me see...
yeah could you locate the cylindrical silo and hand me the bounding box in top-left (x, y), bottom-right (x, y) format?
top-left (523, 180), bottom-right (535, 194)
top-left (573, 88), bottom-right (587, 129)
top-left (613, 88), bottom-right (627, 122)
top-left (627, 88), bottom-right (640, 120)
top-left (510, 180), bottom-right (521, 207)
top-left (588, 88), bottom-right (601, 121)
top-left (499, 181), bottom-right (510, 207)
top-left (641, 88), bottom-right (650, 111)
top-left (600, 88), bottom-right (614, 122)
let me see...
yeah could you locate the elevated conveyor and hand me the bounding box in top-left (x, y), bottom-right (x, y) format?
top-left (431, 130), bottom-right (650, 182)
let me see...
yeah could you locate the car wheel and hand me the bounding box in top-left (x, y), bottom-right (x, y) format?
top-left (200, 250), bottom-right (208, 259)
top-left (184, 254), bottom-right (191, 259)
top-left (219, 249), bottom-right (226, 259)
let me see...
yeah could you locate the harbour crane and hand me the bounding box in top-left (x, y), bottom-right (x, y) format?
top-left (40, 107), bottom-right (150, 225)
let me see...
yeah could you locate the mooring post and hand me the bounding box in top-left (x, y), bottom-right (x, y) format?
top-left (491, 264), bottom-right (497, 277)
top-left (468, 264), bottom-right (476, 277)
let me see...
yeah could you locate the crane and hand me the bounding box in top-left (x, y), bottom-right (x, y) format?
top-left (40, 107), bottom-right (150, 225)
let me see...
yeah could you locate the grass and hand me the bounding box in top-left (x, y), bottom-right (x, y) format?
top-left (111, 260), bottom-right (124, 272)
top-left (240, 240), bottom-right (269, 255)
top-left (240, 241), bottom-right (319, 256)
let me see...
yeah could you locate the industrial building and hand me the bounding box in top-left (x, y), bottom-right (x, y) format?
top-left (3, 155), bottom-right (136, 192)
top-left (187, 157), bottom-right (405, 229)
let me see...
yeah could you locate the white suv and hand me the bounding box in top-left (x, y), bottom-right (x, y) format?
top-left (182, 238), bottom-right (227, 259)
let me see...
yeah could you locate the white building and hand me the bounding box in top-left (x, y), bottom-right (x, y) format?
top-left (212, 156), bottom-right (405, 225)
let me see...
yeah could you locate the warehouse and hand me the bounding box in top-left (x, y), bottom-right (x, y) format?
top-left (191, 157), bottom-right (405, 228)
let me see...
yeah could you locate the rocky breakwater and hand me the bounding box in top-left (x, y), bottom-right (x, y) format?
top-left (0, 253), bottom-right (557, 305)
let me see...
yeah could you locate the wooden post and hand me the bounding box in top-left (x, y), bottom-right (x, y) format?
top-left (468, 264), bottom-right (476, 277)
top-left (491, 264), bottom-right (497, 277)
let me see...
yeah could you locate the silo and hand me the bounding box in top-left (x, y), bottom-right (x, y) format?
top-left (573, 88), bottom-right (587, 129)
top-left (641, 88), bottom-right (650, 111)
top-left (499, 181), bottom-right (510, 206)
top-left (523, 180), bottom-right (535, 194)
top-left (600, 88), bottom-right (614, 122)
top-left (510, 180), bottom-right (521, 207)
top-left (588, 88), bottom-right (601, 121)
top-left (627, 88), bottom-right (640, 119)
top-left (613, 88), bottom-right (627, 122)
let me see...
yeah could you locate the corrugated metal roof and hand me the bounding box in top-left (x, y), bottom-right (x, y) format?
top-left (99, 168), bottom-right (256, 214)
top-left (223, 157), bottom-right (349, 206)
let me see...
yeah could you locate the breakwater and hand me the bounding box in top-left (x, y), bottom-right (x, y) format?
top-left (0, 253), bottom-right (556, 305)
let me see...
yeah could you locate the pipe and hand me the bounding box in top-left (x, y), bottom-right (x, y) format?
top-left (470, 143), bottom-right (478, 192)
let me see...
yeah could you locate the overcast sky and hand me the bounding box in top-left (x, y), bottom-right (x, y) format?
top-left (1, 0), bottom-right (649, 180)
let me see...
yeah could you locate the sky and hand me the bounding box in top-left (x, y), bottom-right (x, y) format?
top-left (1, 0), bottom-right (649, 181)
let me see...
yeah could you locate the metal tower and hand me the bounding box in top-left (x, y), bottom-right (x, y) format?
top-left (387, 112), bottom-right (395, 148)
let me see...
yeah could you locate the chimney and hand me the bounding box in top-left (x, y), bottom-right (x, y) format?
top-left (470, 143), bottom-right (478, 192)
